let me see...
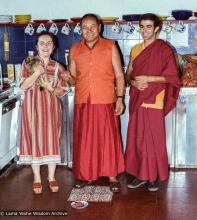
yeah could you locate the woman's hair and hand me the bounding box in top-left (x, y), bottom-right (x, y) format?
top-left (139, 13), bottom-right (162, 32)
top-left (80, 13), bottom-right (100, 25)
top-left (35, 31), bottom-right (58, 49)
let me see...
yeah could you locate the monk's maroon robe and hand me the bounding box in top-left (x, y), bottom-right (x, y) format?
top-left (125, 39), bottom-right (181, 181)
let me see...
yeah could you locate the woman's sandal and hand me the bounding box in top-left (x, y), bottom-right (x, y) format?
top-left (109, 181), bottom-right (121, 193)
top-left (48, 180), bottom-right (59, 193)
top-left (32, 182), bottom-right (42, 194)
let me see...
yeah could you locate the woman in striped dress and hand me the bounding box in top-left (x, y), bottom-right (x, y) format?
top-left (19, 31), bottom-right (70, 194)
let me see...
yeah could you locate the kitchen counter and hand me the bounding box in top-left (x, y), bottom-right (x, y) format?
top-left (60, 87), bottom-right (197, 168)
top-left (0, 87), bottom-right (21, 170)
top-left (2, 86), bottom-right (196, 169)
top-left (170, 87), bottom-right (197, 168)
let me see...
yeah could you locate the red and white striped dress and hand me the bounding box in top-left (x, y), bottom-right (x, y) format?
top-left (19, 57), bottom-right (65, 165)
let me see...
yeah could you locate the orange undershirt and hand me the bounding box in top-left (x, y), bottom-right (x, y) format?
top-left (131, 42), bottom-right (165, 109)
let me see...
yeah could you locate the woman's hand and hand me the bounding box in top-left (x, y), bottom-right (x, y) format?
top-left (39, 75), bottom-right (54, 92)
top-left (33, 64), bottom-right (45, 77)
top-left (20, 63), bottom-right (45, 90)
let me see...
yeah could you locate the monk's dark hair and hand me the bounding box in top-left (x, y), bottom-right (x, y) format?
top-left (139, 13), bottom-right (162, 32)
top-left (80, 13), bottom-right (100, 25)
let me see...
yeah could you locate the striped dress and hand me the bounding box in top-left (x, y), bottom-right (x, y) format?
top-left (19, 57), bottom-right (65, 165)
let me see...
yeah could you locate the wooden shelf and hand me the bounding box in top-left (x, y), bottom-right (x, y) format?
top-left (1, 19), bottom-right (197, 27)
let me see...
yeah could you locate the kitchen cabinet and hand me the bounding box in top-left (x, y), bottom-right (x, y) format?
top-left (2, 87), bottom-right (197, 169)
top-left (120, 87), bottom-right (197, 168)
top-left (171, 88), bottom-right (197, 168)
top-left (60, 87), bottom-right (197, 168)
top-left (0, 91), bottom-right (21, 170)
top-left (60, 94), bottom-right (74, 167)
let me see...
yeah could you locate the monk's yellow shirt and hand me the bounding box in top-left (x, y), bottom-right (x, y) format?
top-left (131, 42), bottom-right (165, 109)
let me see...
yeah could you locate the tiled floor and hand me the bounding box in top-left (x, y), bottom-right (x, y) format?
top-left (0, 164), bottom-right (197, 220)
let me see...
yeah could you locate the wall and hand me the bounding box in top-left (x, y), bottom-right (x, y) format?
top-left (0, 0), bottom-right (197, 19)
top-left (0, 20), bottom-right (197, 76)
top-left (0, 23), bottom-right (81, 75)
top-left (0, 0), bottom-right (197, 76)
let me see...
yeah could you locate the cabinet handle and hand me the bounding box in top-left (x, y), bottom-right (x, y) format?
top-left (179, 95), bottom-right (186, 104)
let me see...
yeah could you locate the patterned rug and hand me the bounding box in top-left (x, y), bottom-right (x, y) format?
top-left (67, 186), bottom-right (113, 202)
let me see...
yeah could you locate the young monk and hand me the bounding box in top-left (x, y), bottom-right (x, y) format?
top-left (125, 13), bottom-right (181, 191)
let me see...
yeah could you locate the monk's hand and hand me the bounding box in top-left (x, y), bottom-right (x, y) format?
top-left (61, 70), bottom-right (72, 82)
top-left (134, 76), bottom-right (149, 91)
top-left (131, 80), bottom-right (148, 91)
top-left (115, 98), bottom-right (124, 116)
top-left (135, 75), bottom-right (150, 83)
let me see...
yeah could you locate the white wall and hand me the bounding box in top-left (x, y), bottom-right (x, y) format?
top-left (0, 0), bottom-right (197, 20)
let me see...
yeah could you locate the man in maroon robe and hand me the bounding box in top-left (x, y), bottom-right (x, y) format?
top-left (125, 13), bottom-right (181, 191)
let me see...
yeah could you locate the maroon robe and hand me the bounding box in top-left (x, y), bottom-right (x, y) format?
top-left (125, 39), bottom-right (181, 181)
top-left (73, 101), bottom-right (125, 181)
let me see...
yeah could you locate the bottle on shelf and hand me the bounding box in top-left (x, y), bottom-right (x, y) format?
top-left (3, 26), bottom-right (10, 62)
